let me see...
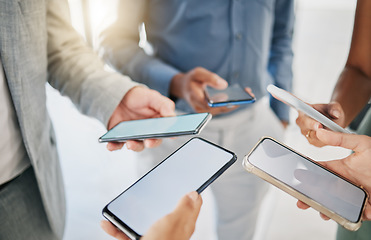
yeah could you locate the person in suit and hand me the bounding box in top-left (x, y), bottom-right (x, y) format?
top-left (0, 1), bottom-right (205, 240)
top-left (100, 1), bottom-right (294, 238)
top-left (295, 0), bottom-right (371, 238)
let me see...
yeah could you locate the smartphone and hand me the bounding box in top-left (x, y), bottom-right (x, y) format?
top-left (267, 84), bottom-right (350, 133)
top-left (205, 83), bottom-right (255, 107)
top-left (243, 137), bottom-right (368, 231)
top-left (99, 113), bottom-right (211, 142)
top-left (102, 137), bottom-right (236, 239)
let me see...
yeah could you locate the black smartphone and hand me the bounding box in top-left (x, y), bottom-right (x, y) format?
top-left (243, 137), bottom-right (368, 231)
top-left (204, 84), bottom-right (255, 107)
top-left (103, 137), bottom-right (237, 239)
top-left (99, 113), bottom-right (211, 142)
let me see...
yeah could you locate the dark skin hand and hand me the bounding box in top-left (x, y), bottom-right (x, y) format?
top-left (296, 0), bottom-right (371, 146)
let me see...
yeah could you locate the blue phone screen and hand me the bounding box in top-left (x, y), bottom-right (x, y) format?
top-left (100, 113), bottom-right (210, 141)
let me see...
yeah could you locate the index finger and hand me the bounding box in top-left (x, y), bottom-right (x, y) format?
top-left (191, 68), bottom-right (228, 90)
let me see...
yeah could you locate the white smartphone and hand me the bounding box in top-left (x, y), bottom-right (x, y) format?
top-left (205, 84), bottom-right (255, 107)
top-left (267, 84), bottom-right (350, 133)
top-left (99, 113), bottom-right (211, 142)
top-left (243, 137), bottom-right (368, 231)
top-left (103, 137), bottom-right (237, 239)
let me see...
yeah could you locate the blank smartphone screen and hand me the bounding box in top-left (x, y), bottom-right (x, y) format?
top-left (248, 138), bottom-right (367, 223)
top-left (99, 113), bottom-right (210, 142)
top-left (104, 138), bottom-right (236, 236)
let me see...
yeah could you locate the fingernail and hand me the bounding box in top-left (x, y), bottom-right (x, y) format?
top-left (313, 122), bottom-right (320, 130)
top-left (187, 191), bottom-right (199, 201)
top-left (331, 109), bottom-right (340, 119)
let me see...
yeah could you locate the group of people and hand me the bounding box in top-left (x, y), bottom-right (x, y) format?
top-left (0, 0), bottom-right (369, 240)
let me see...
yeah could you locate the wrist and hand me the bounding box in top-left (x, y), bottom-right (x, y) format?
top-left (170, 73), bottom-right (185, 99)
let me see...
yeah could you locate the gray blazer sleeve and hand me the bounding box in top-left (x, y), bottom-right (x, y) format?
top-left (46, 0), bottom-right (139, 127)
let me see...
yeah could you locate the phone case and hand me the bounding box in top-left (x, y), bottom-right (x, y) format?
top-left (242, 136), bottom-right (368, 231)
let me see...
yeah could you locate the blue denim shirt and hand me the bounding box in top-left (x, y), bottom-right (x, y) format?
top-left (101, 0), bottom-right (294, 121)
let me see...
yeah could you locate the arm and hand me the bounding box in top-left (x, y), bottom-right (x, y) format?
top-left (268, 0), bottom-right (295, 124)
top-left (99, 0), bottom-right (179, 97)
top-left (46, 0), bottom-right (175, 151)
top-left (330, 0), bottom-right (371, 126)
top-left (295, 0), bottom-right (371, 146)
top-left (47, 0), bottom-right (138, 126)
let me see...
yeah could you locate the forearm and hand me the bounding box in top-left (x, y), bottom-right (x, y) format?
top-left (331, 66), bottom-right (371, 127)
top-left (99, 0), bottom-right (180, 97)
top-left (47, 0), bottom-right (139, 126)
top-left (331, 0), bottom-right (371, 127)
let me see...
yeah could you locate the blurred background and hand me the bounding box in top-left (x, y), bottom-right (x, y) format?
top-left (48, 0), bottom-right (357, 239)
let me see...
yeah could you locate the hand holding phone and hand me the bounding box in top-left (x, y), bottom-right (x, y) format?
top-left (103, 137), bottom-right (236, 239)
top-left (243, 137), bottom-right (368, 231)
top-left (170, 67), bottom-right (228, 112)
top-left (267, 84), bottom-right (350, 133)
top-left (205, 84), bottom-right (256, 107)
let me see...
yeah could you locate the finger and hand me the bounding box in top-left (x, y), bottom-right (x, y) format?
top-left (209, 105), bottom-right (239, 116)
top-left (326, 102), bottom-right (342, 120)
top-left (364, 204), bottom-right (371, 220)
top-left (191, 67), bottom-right (228, 89)
top-left (147, 90), bottom-right (176, 117)
top-left (107, 142), bottom-right (125, 151)
top-left (320, 213), bottom-right (331, 221)
top-left (126, 141), bottom-right (145, 152)
top-left (297, 200), bottom-right (310, 210)
top-left (143, 139), bottom-right (162, 148)
top-left (100, 221), bottom-right (129, 240)
top-left (173, 191), bottom-right (203, 223)
top-left (244, 87), bottom-right (255, 98)
top-left (296, 111), bottom-right (322, 133)
top-left (316, 128), bottom-right (369, 153)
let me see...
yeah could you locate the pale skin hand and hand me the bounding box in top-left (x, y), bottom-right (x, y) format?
top-left (295, 102), bottom-right (346, 147)
top-left (106, 86), bottom-right (175, 152)
top-left (101, 191), bottom-right (203, 240)
top-left (296, 128), bottom-right (371, 221)
top-left (170, 67), bottom-right (240, 116)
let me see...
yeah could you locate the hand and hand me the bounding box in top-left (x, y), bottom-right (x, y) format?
top-left (101, 191), bottom-right (203, 240)
top-left (107, 86), bottom-right (175, 152)
top-left (297, 128), bottom-right (371, 221)
top-left (170, 67), bottom-right (239, 116)
top-left (295, 102), bottom-right (346, 147)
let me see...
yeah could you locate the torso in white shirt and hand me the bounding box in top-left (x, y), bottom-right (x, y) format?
top-left (0, 58), bottom-right (29, 184)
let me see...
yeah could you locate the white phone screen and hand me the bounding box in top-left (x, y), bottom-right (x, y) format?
top-left (104, 138), bottom-right (236, 236)
top-left (248, 138), bottom-right (366, 223)
top-left (99, 113), bottom-right (210, 142)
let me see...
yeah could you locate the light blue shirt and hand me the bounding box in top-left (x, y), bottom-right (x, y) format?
top-left (101, 0), bottom-right (294, 121)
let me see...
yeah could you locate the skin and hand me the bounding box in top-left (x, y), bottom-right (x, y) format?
top-left (296, 0), bottom-right (371, 147)
top-left (297, 129), bottom-right (371, 221)
top-left (101, 191), bottom-right (203, 240)
top-left (170, 67), bottom-right (288, 127)
top-left (106, 86), bottom-right (175, 152)
top-left (170, 67), bottom-right (235, 116)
